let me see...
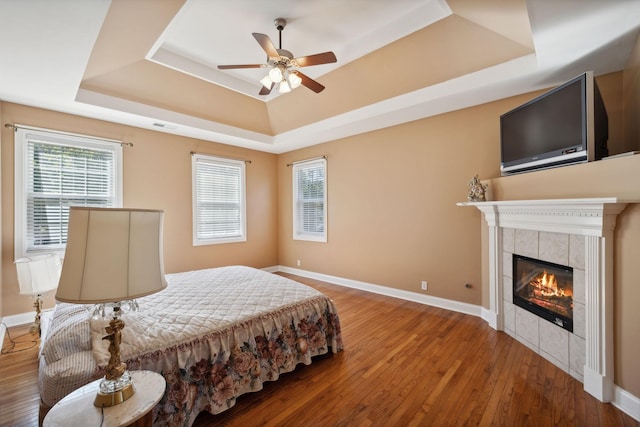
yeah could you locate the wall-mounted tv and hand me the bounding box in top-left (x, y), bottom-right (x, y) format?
top-left (500, 71), bottom-right (608, 176)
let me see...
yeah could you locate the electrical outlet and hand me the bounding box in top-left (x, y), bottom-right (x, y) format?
top-left (296, 259), bottom-right (301, 267)
top-left (421, 281), bottom-right (428, 291)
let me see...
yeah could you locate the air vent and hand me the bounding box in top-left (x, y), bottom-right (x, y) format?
top-left (152, 122), bottom-right (177, 130)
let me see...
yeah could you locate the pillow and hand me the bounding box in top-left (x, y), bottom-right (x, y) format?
top-left (41, 303), bottom-right (92, 364)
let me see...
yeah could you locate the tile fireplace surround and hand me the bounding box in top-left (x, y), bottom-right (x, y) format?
top-left (459, 198), bottom-right (632, 403)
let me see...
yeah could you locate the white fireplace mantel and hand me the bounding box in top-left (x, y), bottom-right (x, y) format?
top-left (458, 197), bottom-right (635, 403)
top-left (459, 197), bottom-right (629, 236)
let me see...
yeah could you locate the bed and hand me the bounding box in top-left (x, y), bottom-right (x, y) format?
top-left (39, 266), bottom-right (343, 426)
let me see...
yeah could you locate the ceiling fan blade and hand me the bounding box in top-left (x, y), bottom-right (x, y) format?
top-left (294, 52), bottom-right (337, 67)
top-left (252, 33), bottom-right (279, 59)
top-left (296, 71), bottom-right (325, 93)
top-left (259, 82), bottom-right (275, 96)
top-left (217, 64), bottom-right (266, 70)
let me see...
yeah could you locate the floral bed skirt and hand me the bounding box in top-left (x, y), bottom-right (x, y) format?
top-left (39, 266), bottom-right (343, 427)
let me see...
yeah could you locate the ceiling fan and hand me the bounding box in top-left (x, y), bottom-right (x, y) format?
top-left (217, 18), bottom-right (337, 95)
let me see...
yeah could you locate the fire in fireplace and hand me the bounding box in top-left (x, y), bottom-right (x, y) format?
top-left (512, 254), bottom-right (573, 332)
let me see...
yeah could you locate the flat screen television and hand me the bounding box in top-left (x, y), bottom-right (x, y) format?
top-left (500, 71), bottom-right (608, 175)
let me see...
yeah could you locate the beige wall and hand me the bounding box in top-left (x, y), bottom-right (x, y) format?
top-left (277, 72), bottom-right (624, 304)
top-left (1, 103), bottom-right (279, 317)
top-left (277, 100), bottom-right (506, 305)
top-left (624, 31), bottom-right (640, 152)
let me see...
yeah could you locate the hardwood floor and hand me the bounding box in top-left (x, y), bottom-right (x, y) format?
top-left (0, 324), bottom-right (41, 427)
top-left (1, 273), bottom-right (638, 426)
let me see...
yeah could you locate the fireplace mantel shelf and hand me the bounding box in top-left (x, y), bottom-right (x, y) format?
top-left (457, 197), bottom-right (635, 236)
top-left (458, 196), bottom-right (639, 403)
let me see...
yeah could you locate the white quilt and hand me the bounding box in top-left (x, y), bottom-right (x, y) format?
top-left (89, 266), bottom-right (324, 366)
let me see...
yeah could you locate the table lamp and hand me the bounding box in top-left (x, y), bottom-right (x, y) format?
top-left (55, 207), bottom-right (167, 407)
top-left (15, 253), bottom-right (62, 336)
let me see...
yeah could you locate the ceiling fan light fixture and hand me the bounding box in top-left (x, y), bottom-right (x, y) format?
top-left (260, 75), bottom-right (273, 89)
top-left (288, 72), bottom-right (302, 89)
top-left (268, 67), bottom-right (283, 83)
top-left (279, 80), bottom-right (292, 93)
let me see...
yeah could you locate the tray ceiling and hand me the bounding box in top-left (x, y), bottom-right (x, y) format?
top-left (0, 0), bottom-right (638, 153)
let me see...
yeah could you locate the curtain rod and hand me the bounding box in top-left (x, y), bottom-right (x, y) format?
top-left (286, 155), bottom-right (327, 167)
top-left (190, 151), bottom-right (252, 164)
top-left (4, 123), bottom-right (133, 147)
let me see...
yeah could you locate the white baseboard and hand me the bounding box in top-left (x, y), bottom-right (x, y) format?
top-left (481, 306), bottom-right (498, 329)
top-left (2, 311), bottom-right (37, 328)
top-left (276, 266), bottom-right (481, 317)
top-left (275, 265), bottom-right (640, 422)
top-left (0, 320), bottom-right (6, 351)
top-left (0, 309), bottom-right (54, 338)
top-left (613, 386), bottom-right (640, 422)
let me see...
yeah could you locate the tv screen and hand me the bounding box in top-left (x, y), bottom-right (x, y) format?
top-left (500, 72), bottom-right (608, 175)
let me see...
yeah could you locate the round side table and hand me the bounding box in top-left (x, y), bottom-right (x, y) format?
top-left (43, 370), bottom-right (166, 427)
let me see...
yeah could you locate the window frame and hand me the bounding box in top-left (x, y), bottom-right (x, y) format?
top-left (14, 126), bottom-right (123, 259)
top-left (292, 158), bottom-right (327, 242)
top-left (192, 154), bottom-right (247, 246)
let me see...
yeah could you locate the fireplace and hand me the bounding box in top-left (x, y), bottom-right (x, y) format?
top-left (463, 198), bottom-right (631, 402)
top-left (512, 254), bottom-right (573, 332)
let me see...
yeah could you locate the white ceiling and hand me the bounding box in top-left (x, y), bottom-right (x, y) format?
top-left (148, 0), bottom-right (451, 100)
top-left (0, 0), bottom-right (639, 154)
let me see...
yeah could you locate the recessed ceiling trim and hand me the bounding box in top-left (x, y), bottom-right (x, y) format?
top-left (337, 0), bottom-right (452, 62)
top-left (147, 46), bottom-right (270, 100)
top-left (76, 53), bottom-right (552, 155)
top-left (75, 88), bottom-right (278, 151)
top-left (272, 54), bottom-right (545, 152)
top-left (530, 1), bottom-right (640, 68)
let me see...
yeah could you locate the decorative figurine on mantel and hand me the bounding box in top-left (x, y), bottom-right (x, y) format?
top-left (467, 174), bottom-right (488, 202)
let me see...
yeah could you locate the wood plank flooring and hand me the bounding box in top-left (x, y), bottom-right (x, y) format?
top-left (1, 273), bottom-right (637, 426)
top-left (0, 324), bottom-right (41, 427)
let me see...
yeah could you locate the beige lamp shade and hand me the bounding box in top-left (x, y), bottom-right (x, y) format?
top-left (56, 207), bottom-right (168, 304)
top-left (15, 253), bottom-right (62, 295)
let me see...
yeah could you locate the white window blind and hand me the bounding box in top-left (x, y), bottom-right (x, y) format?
top-left (293, 158), bottom-right (327, 242)
top-left (14, 127), bottom-right (123, 258)
top-left (192, 154), bottom-right (246, 245)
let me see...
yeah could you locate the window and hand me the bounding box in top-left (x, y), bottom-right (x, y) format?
top-left (14, 127), bottom-right (122, 258)
top-left (192, 154), bottom-right (246, 245)
top-left (293, 158), bottom-right (327, 242)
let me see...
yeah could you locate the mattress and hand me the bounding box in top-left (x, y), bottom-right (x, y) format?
top-left (39, 266), bottom-right (343, 426)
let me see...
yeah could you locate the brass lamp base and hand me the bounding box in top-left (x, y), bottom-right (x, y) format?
top-left (94, 382), bottom-right (136, 407)
top-left (94, 306), bottom-right (135, 407)
top-left (31, 295), bottom-right (44, 337)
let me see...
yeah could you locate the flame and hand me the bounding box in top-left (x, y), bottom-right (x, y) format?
top-left (531, 270), bottom-right (572, 297)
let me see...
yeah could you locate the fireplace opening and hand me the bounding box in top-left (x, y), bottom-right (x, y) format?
top-left (512, 254), bottom-right (573, 332)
